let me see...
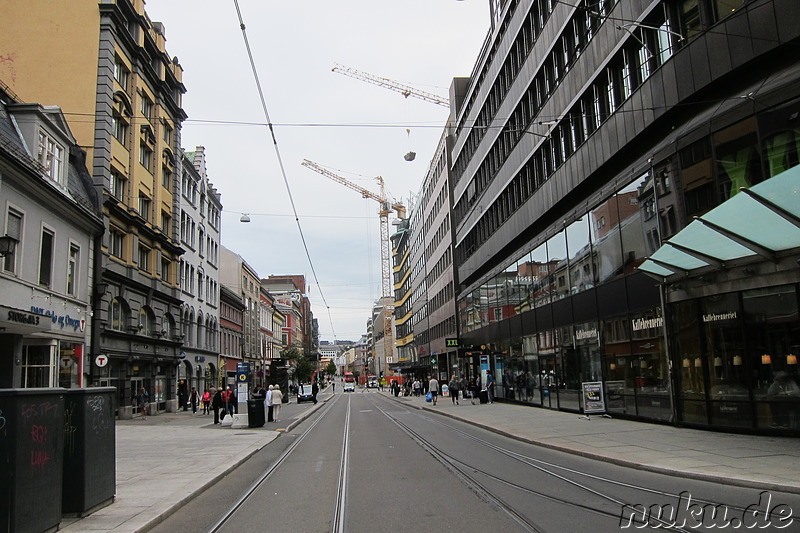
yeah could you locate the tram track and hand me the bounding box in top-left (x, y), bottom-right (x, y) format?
top-left (207, 393), bottom-right (350, 533)
top-left (413, 410), bottom-right (800, 524)
top-left (369, 394), bottom-right (700, 532)
top-left (203, 391), bottom-right (798, 532)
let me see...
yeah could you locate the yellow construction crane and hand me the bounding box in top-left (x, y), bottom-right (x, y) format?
top-left (301, 159), bottom-right (406, 363)
top-left (332, 63), bottom-right (451, 108)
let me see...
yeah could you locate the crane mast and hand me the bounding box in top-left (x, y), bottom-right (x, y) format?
top-left (301, 159), bottom-right (406, 364)
top-left (332, 63), bottom-right (450, 108)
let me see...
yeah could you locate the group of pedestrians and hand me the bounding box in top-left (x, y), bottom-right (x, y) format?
top-left (404, 371), bottom-right (496, 406)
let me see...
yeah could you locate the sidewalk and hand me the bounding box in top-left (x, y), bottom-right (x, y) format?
top-left (60, 388), bottom-right (800, 532)
top-left (59, 396), bottom-right (328, 533)
top-left (388, 390), bottom-right (800, 494)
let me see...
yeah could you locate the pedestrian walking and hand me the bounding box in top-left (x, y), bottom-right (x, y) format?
top-left (266, 385), bottom-right (275, 422)
top-left (428, 375), bottom-right (439, 405)
top-left (188, 386), bottom-right (200, 414)
top-left (212, 388), bottom-right (224, 424)
top-left (486, 371), bottom-right (495, 403)
top-left (312, 381), bottom-right (319, 404)
top-left (201, 389), bottom-right (211, 414)
top-left (449, 375), bottom-right (460, 405)
top-left (412, 379), bottom-right (420, 397)
top-left (135, 387), bottom-right (148, 420)
top-left (467, 378), bottom-right (478, 405)
top-left (270, 384), bottom-right (283, 421)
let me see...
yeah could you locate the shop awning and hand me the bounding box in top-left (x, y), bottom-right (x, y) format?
top-left (638, 165), bottom-right (800, 283)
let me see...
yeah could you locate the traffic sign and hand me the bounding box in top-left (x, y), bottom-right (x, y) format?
top-left (95, 354), bottom-right (109, 367)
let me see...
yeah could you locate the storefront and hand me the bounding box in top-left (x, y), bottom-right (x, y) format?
top-left (0, 305), bottom-right (90, 390)
top-left (640, 166), bottom-right (800, 434)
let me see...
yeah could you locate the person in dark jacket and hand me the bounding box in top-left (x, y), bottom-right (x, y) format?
top-left (312, 381), bottom-right (319, 404)
top-left (212, 388), bottom-right (224, 424)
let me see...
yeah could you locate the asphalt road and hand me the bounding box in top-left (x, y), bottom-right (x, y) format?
top-left (151, 391), bottom-right (800, 532)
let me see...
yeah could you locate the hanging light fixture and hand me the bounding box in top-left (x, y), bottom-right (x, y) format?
top-left (239, 213), bottom-right (251, 223)
top-left (761, 354), bottom-right (772, 365)
top-left (0, 234), bottom-right (18, 257)
top-left (694, 357), bottom-right (703, 368)
top-left (682, 358), bottom-right (691, 368)
top-left (787, 354), bottom-right (798, 365)
top-left (733, 355), bottom-right (742, 366)
top-left (714, 356), bottom-right (722, 367)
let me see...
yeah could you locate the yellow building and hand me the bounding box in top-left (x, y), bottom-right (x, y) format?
top-left (0, 0), bottom-right (188, 415)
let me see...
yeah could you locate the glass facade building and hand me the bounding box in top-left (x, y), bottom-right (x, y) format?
top-left (450, 0), bottom-right (800, 434)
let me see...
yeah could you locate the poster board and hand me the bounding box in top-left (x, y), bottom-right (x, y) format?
top-left (581, 381), bottom-right (606, 414)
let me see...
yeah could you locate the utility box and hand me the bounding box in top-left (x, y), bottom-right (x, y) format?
top-left (62, 388), bottom-right (116, 516)
top-left (0, 388), bottom-right (65, 533)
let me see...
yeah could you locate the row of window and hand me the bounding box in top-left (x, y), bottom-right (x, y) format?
top-left (454, 2), bottom-right (682, 263)
top-left (181, 171), bottom-right (221, 229)
top-left (3, 207), bottom-right (82, 295)
top-left (178, 259), bottom-right (219, 305)
top-left (454, 1), bottom-right (747, 264)
top-left (181, 307), bottom-right (219, 351)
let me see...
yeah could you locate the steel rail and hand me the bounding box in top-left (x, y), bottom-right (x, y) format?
top-left (207, 394), bottom-right (343, 533)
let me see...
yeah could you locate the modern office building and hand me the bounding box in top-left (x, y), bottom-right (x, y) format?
top-left (450, 0), bottom-right (799, 433)
top-left (393, 133), bottom-right (460, 382)
top-left (0, 1), bottom-right (188, 415)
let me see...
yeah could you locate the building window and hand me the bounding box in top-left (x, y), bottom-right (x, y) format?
top-left (161, 211), bottom-right (171, 234)
top-left (112, 112), bottom-right (128, 145)
top-left (138, 307), bottom-right (152, 336)
top-left (138, 244), bottom-right (150, 272)
top-left (161, 257), bottom-right (171, 283)
top-left (37, 131), bottom-right (65, 186)
top-left (39, 227), bottom-right (54, 287)
top-left (21, 345), bottom-right (55, 388)
top-left (67, 244), bottom-right (79, 296)
top-left (138, 194), bottom-right (151, 222)
top-left (109, 170), bottom-right (126, 200)
top-left (163, 123), bottom-right (173, 145)
top-left (109, 228), bottom-right (124, 259)
top-left (139, 143), bottom-right (153, 171)
top-left (114, 58), bottom-right (129, 91)
top-left (162, 165), bottom-right (172, 189)
top-left (3, 208), bottom-right (22, 273)
top-left (141, 96), bottom-right (153, 122)
top-left (109, 298), bottom-right (125, 331)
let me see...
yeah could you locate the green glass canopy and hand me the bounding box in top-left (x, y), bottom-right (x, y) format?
top-left (638, 165), bottom-right (800, 283)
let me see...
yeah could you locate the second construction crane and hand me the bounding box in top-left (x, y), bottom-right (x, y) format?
top-left (301, 159), bottom-right (406, 363)
top-left (332, 63), bottom-right (450, 108)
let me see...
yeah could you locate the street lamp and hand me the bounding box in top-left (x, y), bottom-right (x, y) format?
top-left (0, 234), bottom-right (18, 257)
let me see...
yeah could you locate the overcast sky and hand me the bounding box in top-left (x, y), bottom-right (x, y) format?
top-left (144, 0), bottom-right (491, 342)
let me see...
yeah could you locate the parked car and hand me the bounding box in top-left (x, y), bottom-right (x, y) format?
top-left (297, 383), bottom-right (314, 403)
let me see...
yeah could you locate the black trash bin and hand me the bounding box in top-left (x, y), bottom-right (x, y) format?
top-left (479, 389), bottom-right (489, 404)
top-left (247, 399), bottom-right (265, 427)
top-left (62, 388), bottom-right (116, 516)
top-left (0, 388), bottom-right (65, 533)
